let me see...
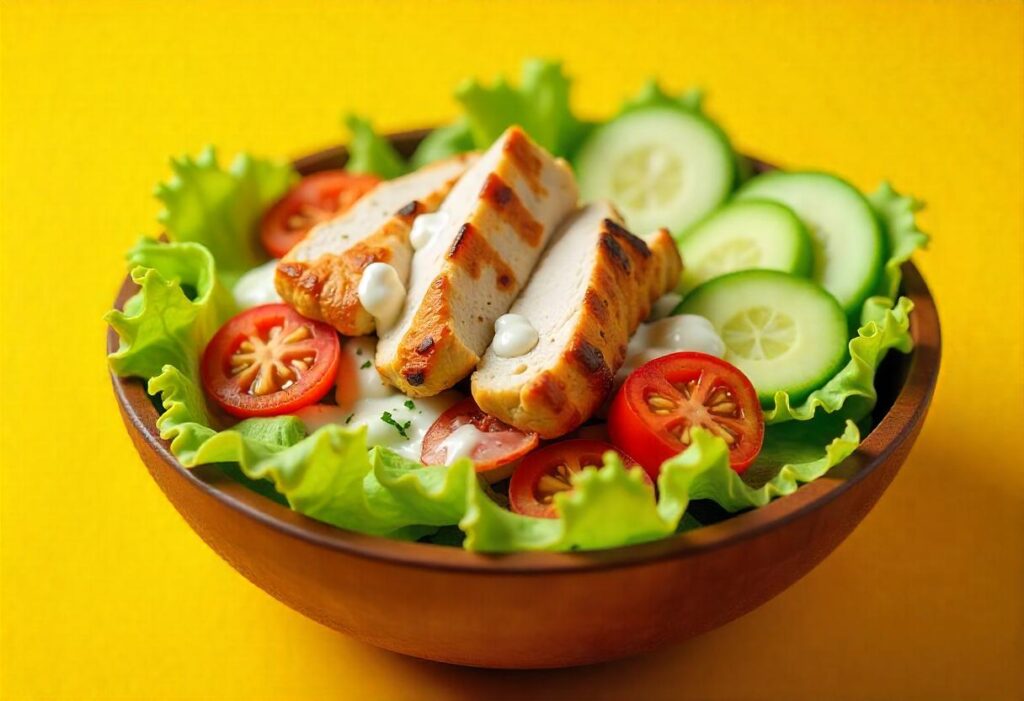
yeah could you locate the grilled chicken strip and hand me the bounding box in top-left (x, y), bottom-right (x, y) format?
top-left (376, 126), bottom-right (578, 396)
top-left (471, 201), bottom-right (683, 438)
top-left (275, 154), bottom-right (476, 335)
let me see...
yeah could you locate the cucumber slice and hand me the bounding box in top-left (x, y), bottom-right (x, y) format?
top-left (575, 107), bottom-right (735, 234)
top-left (677, 270), bottom-right (848, 404)
top-left (736, 171), bottom-right (885, 316)
top-left (676, 200), bottom-right (812, 293)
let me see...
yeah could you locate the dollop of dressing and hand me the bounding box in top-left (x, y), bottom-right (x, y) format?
top-left (232, 259), bottom-right (282, 309)
top-left (616, 314), bottom-right (725, 385)
top-left (357, 262), bottom-right (406, 331)
top-left (492, 314), bottom-right (539, 357)
top-left (438, 423), bottom-right (489, 465)
top-left (409, 211), bottom-right (449, 250)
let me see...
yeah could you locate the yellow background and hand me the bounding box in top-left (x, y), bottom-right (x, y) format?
top-left (2, 1), bottom-right (1022, 698)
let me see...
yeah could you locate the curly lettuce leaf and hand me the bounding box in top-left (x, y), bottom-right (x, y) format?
top-left (409, 119), bottom-right (476, 170)
top-left (344, 114), bottom-right (408, 179)
top-left (867, 181), bottom-right (930, 310)
top-left (238, 428), bottom-right (474, 540)
top-left (765, 296), bottom-right (914, 423)
top-left (154, 147), bottom-right (296, 282)
top-left (461, 421), bottom-right (859, 553)
top-left (108, 239), bottom-right (305, 478)
top-left (455, 59), bottom-right (592, 157)
top-left (106, 238), bottom-right (234, 379)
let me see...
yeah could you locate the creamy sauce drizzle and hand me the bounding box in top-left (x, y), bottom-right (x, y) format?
top-left (357, 262), bottom-right (406, 331)
top-left (296, 391), bottom-right (462, 461)
top-left (648, 292), bottom-right (683, 321)
top-left (344, 336), bottom-right (393, 400)
top-left (492, 313), bottom-right (539, 357)
top-left (233, 259), bottom-right (282, 308)
top-left (616, 314), bottom-right (725, 385)
top-left (409, 211), bottom-right (449, 250)
top-left (295, 334), bottom-right (461, 460)
top-left (438, 423), bottom-right (489, 465)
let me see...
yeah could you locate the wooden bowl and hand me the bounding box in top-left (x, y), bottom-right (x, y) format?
top-left (108, 131), bottom-right (941, 669)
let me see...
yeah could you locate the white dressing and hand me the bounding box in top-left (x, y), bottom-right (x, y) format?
top-left (648, 292), bottom-right (683, 321)
top-left (437, 422), bottom-right (489, 465)
top-left (492, 314), bottom-right (539, 357)
top-left (232, 259), bottom-right (282, 309)
top-left (616, 314), bottom-right (725, 385)
top-left (295, 391), bottom-right (463, 461)
top-left (357, 262), bottom-right (406, 331)
top-left (409, 210), bottom-right (449, 250)
top-left (343, 336), bottom-right (393, 400)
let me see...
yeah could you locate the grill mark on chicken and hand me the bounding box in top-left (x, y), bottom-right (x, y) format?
top-left (605, 219), bottom-right (652, 258)
top-left (394, 277), bottom-right (455, 393)
top-left (396, 200), bottom-right (421, 218)
top-left (348, 240), bottom-right (393, 271)
top-left (600, 231), bottom-right (631, 273)
top-left (278, 261), bottom-right (327, 297)
top-left (584, 288), bottom-right (609, 324)
top-left (569, 338), bottom-right (614, 395)
top-left (446, 223), bottom-right (518, 289)
top-left (529, 373), bottom-right (571, 416)
top-left (480, 173), bottom-right (543, 247)
top-left (503, 128), bottom-right (547, 197)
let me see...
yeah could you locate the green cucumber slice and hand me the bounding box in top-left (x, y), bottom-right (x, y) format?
top-left (736, 171), bottom-right (885, 316)
top-left (676, 200), bottom-right (812, 293)
top-left (575, 107), bottom-right (735, 234)
top-left (677, 270), bottom-right (848, 404)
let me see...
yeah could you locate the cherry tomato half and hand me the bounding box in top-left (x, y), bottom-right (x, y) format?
top-left (421, 398), bottom-right (539, 480)
top-left (201, 304), bottom-right (340, 418)
top-left (508, 440), bottom-right (651, 519)
top-left (260, 170), bottom-right (380, 258)
top-left (608, 352), bottom-right (764, 477)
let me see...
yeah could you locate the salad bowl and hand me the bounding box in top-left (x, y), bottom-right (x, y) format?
top-left (109, 130), bottom-right (941, 669)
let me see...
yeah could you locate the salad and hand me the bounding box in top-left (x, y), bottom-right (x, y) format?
top-left (106, 59), bottom-right (927, 553)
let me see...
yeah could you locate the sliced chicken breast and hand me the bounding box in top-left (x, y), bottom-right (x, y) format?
top-left (275, 154), bottom-right (476, 335)
top-left (376, 126), bottom-right (578, 396)
top-left (471, 201), bottom-right (683, 438)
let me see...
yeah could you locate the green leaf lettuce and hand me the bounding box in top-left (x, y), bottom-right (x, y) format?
top-left (154, 147), bottom-right (297, 282)
top-left (455, 58), bottom-right (592, 158)
top-left (344, 114), bottom-right (409, 180)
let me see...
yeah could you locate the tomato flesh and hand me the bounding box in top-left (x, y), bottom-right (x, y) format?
top-left (509, 440), bottom-right (651, 519)
top-left (201, 304), bottom-right (340, 417)
top-left (260, 170), bottom-right (380, 258)
top-left (608, 352), bottom-right (764, 477)
top-left (421, 398), bottom-right (539, 479)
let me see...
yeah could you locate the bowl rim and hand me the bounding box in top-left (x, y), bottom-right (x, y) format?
top-left (107, 133), bottom-right (942, 575)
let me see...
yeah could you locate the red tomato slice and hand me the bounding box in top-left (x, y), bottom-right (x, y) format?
top-left (260, 170), bottom-right (380, 258)
top-left (421, 398), bottom-right (539, 479)
top-left (201, 304), bottom-right (340, 418)
top-left (508, 440), bottom-right (651, 519)
top-left (608, 352), bottom-right (764, 477)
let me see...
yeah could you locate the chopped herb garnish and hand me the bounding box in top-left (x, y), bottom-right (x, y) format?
top-left (355, 347), bottom-right (363, 356)
top-left (381, 411), bottom-right (410, 439)
top-left (404, 399), bottom-right (415, 410)
top-left (360, 360), bottom-right (372, 369)
top-left (345, 413), bottom-right (354, 424)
